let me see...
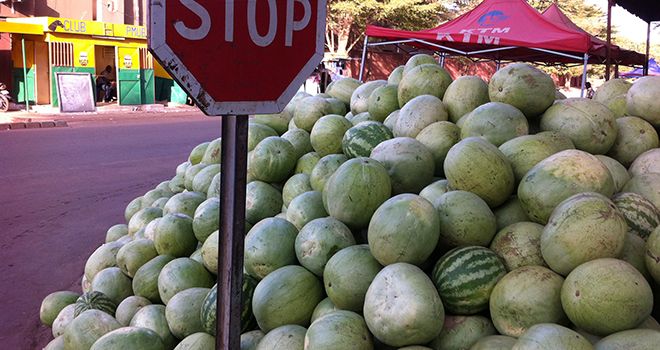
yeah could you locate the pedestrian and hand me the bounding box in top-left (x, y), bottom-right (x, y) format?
top-left (97, 65), bottom-right (116, 102)
top-left (318, 63), bottom-right (332, 93)
top-left (585, 82), bottom-right (595, 99)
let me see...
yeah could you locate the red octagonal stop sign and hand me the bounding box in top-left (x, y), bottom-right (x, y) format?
top-left (149, 0), bottom-right (326, 115)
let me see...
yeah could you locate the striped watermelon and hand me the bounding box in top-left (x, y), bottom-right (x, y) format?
top-left (74, 291), bottom-right (117, 317)
top-left (613, 192), bottom-right (660, 241)
top-left (431, 246), bottom-right (506, 315)
top-left (200, 274), bottom-right (258, 336)
top-left (341, 121), bottom-right (393, 158)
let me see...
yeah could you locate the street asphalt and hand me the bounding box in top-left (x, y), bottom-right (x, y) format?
top-left (0, 110), bottom-right (219, 349)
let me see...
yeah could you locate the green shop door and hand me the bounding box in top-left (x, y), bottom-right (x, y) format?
top-left (117, 47), bottom-right (154, 105)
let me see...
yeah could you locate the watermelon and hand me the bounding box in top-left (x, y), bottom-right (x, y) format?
top-left (326, 77), bottom-right (361, 105)
top-left (403, 54), bottom-right (438, 74)
top-left (342, 121), bottom-right (393, 158)
top-left (493, 196), bottom-right (530, 230)
top-left (125, 197), bottom-right (144, 222)
top-left (593, 78), bottom-right (631, 117)
top-left (394, 94), bottom-right (448, 138)
top-left (169, 174), bottom-right (186, 194)
top-left (488, 62), bottom-right (555, 118)
top-left (370, 137), bottom-right (435, 194)
top-left (282, 128), bottom-right (313, 159)
top-left (173, 332), bottom-right (215, 350)
top-left (162, 191), bottom-right (205, 218)
top-left (498, 134), bottom-right (562, 183)
top-left (443, 75), bottom-right (490, 122)
top-left (620, 232), bottom-right (651, 279)
top-left (293, 96), bottom-right (331, 131)
top-left (461, 102), bottom-right (529, 147)
top-left (183, 163), bottom-right (208, 191)
top-left (245, 181), bottom-right (283, 225)
top-left (435, 190), bottom-right (497, 247)
top-left (541, 192), bottom-right (627, 276)
top-left (419, 179), bottom-right (451, 207)
top-left (257, 325), bottom-right (307, 350)
top-left (561, 258), bottom-right (653, 336)
top-left (612, 192), bottom-right (660, 241)
top-left (153, 213), bottom-right (197, 258)
top-left (398, 64), bottom-right (452, 107)
top-left (489, 266), bottom-right (566, 337)
top-left (106, 224), bottom-right (128, 243)
top-left (432, 246), bottom-right (506, 315)
top-left (294, 217), bottom-right (356, 276)
top-left (310, 114), bottom-right (353, 156)
top-left (115, 296), bottom-right (151, 326)
top-left (191, 164), bottom-right (220, 194)
top-left (252, 111), bottom-right (293, 136)
top-left (513, 324), bottom-right (593, 350)
top-left (244, 217), bottom-right (298, 279)
top-left (43, 336), bottom-right (64, 350)
top-left (368, 194), bottom-right (440, 266)
top-left (165, 287), bottom-right (210, 339)
top-left (607, 117), bottom-right (659, 167)
top-left (646, 227), bottom-right (660, 285)
top-left (248, 123), bottom-right (278, 152)
top-left (595, 155), bottom-right (630, 193)
top-left (444, 137), bottom-right (515, 208)
top-left (52, 304), bottom-right (76, 338)
top-left (128, 207), bottom-right (162, 236)
top-left (368, 84), bottom-right (399, 122)
top-left (63, 309), bottom-right (121, 350)
top-left (629, 148), bottom-right (660, 177)
top-left (595, 329), bottom-right (660, 350)
top-left (310, 298), bottom-right (339, 323)
top-left (240, 330), bottom-right (265, 350)
top-left (252, 265), bottom-right (324, 332)
top-left (90, 267), bottom-right (133, 305)
top-left (74, 291), bottom-right (117, 318)
top-left (470, 335), bottom-right (517, 350)
top-left (363, 263), bottom-right (444, 347)
top-left (286, 190), bottom-right (328, 230)
top-left (427, 315), bottom-right (496, 350)
top-left (89, 327), bottom-right (164, 350)
top-left (415, 121), bottom-right (461, 176)
top-left (622, 173), bottom-right (660, 211)
top-left (388, 66), bottom-right (404, 84)
top-left (201, 137), bottom-right (221, 164)
top-left (129, 305), bottom-right (177, 349)
top-left (40, 291), bottom-right (79, 327)
top-left (132, 255), bottom-right (175, 304)
top-left (200, 230), bottom-right (218, 273)
top-left (383, 110), bottom-right (399, 131)
top-left (490, 222), bottom-right (546, 271)
top-left (293, 151), bottom-right (320, 175)
top-left (627, 75), bottom-right (660, 127)
top-left (350, 80), bottom-right (387, 114)
top-left (116, 239), bottom-right (157, 278)
top-left (322, 157), bottom-right (392, 229)
top-left (248, 136), bottom-right (297, 183)
top-left (323, 244), bottom-right (383, 312)
top-left (518, 149), bottom-right (615, 224)
top-left (304, 310), bottom-right (373, 350)
top-left (192, 197), bottom-right (219, 243)
top-left (157, 258), bottom-right (214, 304)
top-left (188, 142), bottom-right (209, 165)
top-left (326, 97), bottom-right (347, 116)
top-left (200, 275), bottom-right (258, 337)
top-left (282, 173), bottom-right (312, 207)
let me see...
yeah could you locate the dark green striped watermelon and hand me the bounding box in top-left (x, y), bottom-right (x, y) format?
top-left (74, 291), bottom-right (117, 317)
top-left (613, 192), bottom-right (660, 241)
top-left (431, 246), bottom-right (506, 315)
top-left (341, 121), bottom-right (393, 158)
top-left (200, 274), bottom-right (258, 336)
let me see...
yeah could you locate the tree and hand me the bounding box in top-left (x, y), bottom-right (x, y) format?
top-left (326, 0), bottom-right (470, 59)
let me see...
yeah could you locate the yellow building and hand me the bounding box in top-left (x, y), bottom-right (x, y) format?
top-left (1, 17), bottom-right (186, 107)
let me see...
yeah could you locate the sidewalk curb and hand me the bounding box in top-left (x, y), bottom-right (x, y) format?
top-left (0, 120), bottom-right (68, 130)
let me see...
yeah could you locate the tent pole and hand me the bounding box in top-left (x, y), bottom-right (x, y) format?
top-left (580, 53), bottom-right (588, 98)
top-left (605, 0), bottom-right (612, 81)
top-left (439, 53), bottom-right (446, 67)
top-left (358, 36), bottom-right (369, 82)
top-left (644, 22), bottom-right (650, 76)
top-left (21, 35), bottom-right (29, 112)
top-left (496, 60), bottom-right (501, 71)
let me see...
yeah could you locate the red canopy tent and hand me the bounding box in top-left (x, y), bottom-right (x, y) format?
top-left (541, 3), bottom-right (644, 66)
top-left (361, 0), bottom-right (610, 95)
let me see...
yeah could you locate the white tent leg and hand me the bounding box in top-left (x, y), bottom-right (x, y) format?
top-left (580, 53), bottom-right (589, 98)
top-left (439, 53), bottom-right (446, 67)
top-left (359, 36), bottom-right (369, 82)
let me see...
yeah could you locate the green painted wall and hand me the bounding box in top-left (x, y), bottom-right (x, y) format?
top-left (154, 77), bottom-right (188, 104)
top-left (12, 67), bottom-right (36, 104)
top-left (141, 69), bottom-right (155, 104)
top-left (118, 68), bottom-right (141, 105)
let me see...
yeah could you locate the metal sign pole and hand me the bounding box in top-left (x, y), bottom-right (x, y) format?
top-left (216, 115), bottom-right (248, 350)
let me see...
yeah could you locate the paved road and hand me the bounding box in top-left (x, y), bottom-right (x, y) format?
top-left (0, 112), bottom-right (219, 349)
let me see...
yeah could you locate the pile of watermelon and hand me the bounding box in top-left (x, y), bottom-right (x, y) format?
top-left (40, 55), bottom-right (660, 350)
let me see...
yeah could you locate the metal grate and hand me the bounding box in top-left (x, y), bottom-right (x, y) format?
top-left (50, 42), bottom-right (74, 66)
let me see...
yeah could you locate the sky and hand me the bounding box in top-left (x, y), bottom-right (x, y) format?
top-left (586, 0), bottom-right (660, 45)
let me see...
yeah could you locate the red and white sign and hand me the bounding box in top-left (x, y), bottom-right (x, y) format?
top-left (149, 0), bottom-right (326, 115)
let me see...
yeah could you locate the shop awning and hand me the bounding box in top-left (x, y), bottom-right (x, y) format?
top-left (0, 21), bottom-right (43, 35)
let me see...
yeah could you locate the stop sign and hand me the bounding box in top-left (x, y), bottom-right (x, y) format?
top-left (149, 0), bottom-right (326, 115)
